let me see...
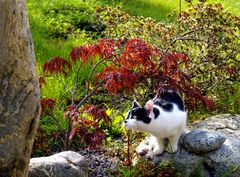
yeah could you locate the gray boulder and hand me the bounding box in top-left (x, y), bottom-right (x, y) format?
top-left (183, 129), bottom-right (226, 154)
top-left (136, 114), bottom-right (240, 177)
top-left (29, 151), bottom-right (89, 177)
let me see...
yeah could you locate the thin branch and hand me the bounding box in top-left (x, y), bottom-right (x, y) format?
top-left (176, 37), bottom-right (205, 42)
top-left (73, 78), bottom-right (107, 112)
top-left (72, 62), bottom-right (83, 105)
top-left (44, 75), bottom-right (72, 94)
top-left (86, 58), bottom-right (107, 94)
top-left (165, 30), bottom-right (200, 53)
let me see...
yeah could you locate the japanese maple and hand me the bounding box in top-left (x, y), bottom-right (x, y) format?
top-left (39, 37), bottom-right (212, 152)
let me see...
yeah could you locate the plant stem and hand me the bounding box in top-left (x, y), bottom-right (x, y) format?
top-left (125, 130), bottom-right (132, 166)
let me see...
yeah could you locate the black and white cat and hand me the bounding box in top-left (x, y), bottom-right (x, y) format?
top-left (124, 90), bottom-right (187, 159)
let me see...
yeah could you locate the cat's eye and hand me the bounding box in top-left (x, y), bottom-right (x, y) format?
top-left (132, 115), bottom-right (137, 119)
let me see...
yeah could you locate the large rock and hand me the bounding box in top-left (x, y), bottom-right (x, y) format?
top-left (136, 114), bottom-right (240, 177)
top-left (0, 0), bottom-right (40, 176)
top-left (183, 129), bottom-right (226, 154)
top-left (29, 151), bottom-right (89, 177)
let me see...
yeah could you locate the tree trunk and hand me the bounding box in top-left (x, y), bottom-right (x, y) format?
top-left (0, 0), bottom-right (40, 177)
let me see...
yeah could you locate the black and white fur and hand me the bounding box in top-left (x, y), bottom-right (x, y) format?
top-left (124, 90), bottom-right (187, 159)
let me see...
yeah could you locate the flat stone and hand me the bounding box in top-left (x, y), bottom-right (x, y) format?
top-left (29, 151), bottom-right (89, 177)
top-left (183, 129), bottom-right (226, 154)
top-left (51, 151), bottom-right (87, 166)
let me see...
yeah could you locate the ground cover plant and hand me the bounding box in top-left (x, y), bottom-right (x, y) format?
top-left (27, 0), bottom-right (240, 176)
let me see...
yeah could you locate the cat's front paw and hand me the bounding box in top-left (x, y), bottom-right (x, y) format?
top-left (136, 142), bottom-right (163, 159)
top-left (136, 146), bottom-right (154, 159)
top-left (143, 146), bottom-right (164, 159)
top-left (145, 150), bottom-right (155, 160)
top-left (137, 148), bottom-right (149, 156)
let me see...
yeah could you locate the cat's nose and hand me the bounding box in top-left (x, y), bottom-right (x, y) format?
top-left (124, 120), bottom-right (127, 124)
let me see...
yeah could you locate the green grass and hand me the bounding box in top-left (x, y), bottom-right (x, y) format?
top-left (32, 30), bottom-right (76, 64)
top-left (101, 0), bottom-right (180, 20)
top-left (27, 0), bottom-right (95, 64)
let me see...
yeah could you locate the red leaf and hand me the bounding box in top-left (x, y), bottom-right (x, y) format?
top-left (43, 56), bottom-right (72, 75)
top-left (97, 66), bottom-right (138, 94)
top-left (69, 38), bottom-right (120, 64)
top-left (70, 46), bottom-right (90, 63)
top-left (40, 98), bottom-right (56, 114)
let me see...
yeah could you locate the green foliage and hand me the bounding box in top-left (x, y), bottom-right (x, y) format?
top-left (43, 3), bottom-right (105, 39)
top-left (105, 110), bottom-right (125, 137)
top-left (96, 2), bottom-right (240, 115)
top-left (218, 84), bottom-right (240, 113)
top-left (117, 159), bottom-right (182, 177)
top-left (100, 0), bottom-right (240, 21)
top-left (189, 162), bottom-right (204, 177)
top-left (117, 165), bottom-right (137, 177)
top-left (221, 165), bottom-right (239, 177)
top-left (176, 2), bottom-right (240, 90)
top-left (189, 162), bottom-right (239, 177)
top-left (29, 0), bottom-right (104, 39)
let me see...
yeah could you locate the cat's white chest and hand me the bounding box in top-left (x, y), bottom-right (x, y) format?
top-left (143, 106), bottom-right (187, 138)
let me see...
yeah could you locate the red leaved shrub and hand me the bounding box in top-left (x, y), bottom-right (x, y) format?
top-left (40, 37), bottom-right (212, 152)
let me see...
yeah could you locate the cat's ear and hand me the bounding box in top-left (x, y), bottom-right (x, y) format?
top-left (132, 100), bottom-right (140, 108)
top-left (145, 100), bottom-right (154, 111)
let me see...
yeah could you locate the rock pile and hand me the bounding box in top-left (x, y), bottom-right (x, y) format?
top-left (136, 114), bottom-right (240, 177)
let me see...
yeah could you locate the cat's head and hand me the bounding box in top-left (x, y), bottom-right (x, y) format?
top-left (124, 100), bottom-right (154, 130)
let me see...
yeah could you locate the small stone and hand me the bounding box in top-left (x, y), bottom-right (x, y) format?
top-left (183, 129), bottom-right (226, 154)
top-left (94, 160), bottom-right (100, 166)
